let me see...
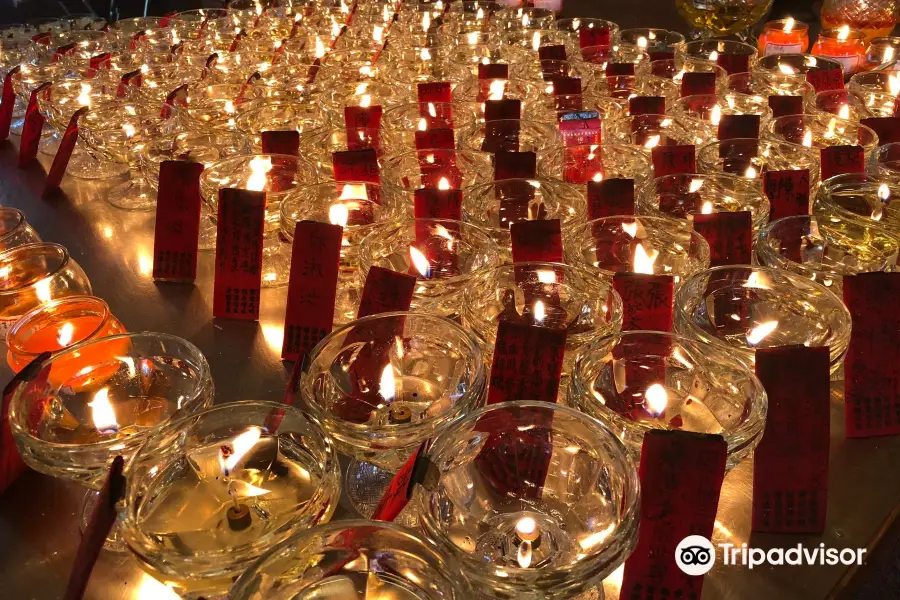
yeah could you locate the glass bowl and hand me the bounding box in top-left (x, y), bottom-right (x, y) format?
top-left (867, 142), bottom-right (900, 180)
top-left (674, 266), bottom-right (852, 373)
top-left (677, 39), bottom-right (758, 73)
top-left (0, 243), bottom-right (92, 331)
top-left (461, 261), bottom-right (623, 375)
top-left (229, 520), bottom-right (474, 600)
top-left (457, 118), bottom-right (563, 154)
top-left (762, 113), bottom-right (879, 157)
top-left (670, 93), bottom-right (772, 145)
top-left (564, 216), bottom-right (710, 284)
top-left (234, 98), bottom-right (332, 150)
top-left (604, 114), bottom-right (693, 152)
top-left (756, 214), bottom-right (899, 293)
top-left (697, 137), bottom-right (821, 191)
top-left (300, 312), bottom-right (485, 520)
top-left (122, 400), bottom-right (340, 599)
top-left (568, 331), bottom-right (767, 470)
top-left (379, 149), bottom-right (496, 193)
top-left (358, 218), bottom-right (501, 318)
top-left (814, 173), bottom-right (900, 237)
top-left (0, 207), bottom-right (40, 252)
top-left (636, 172), bottom-right (770, 232)
top-left (725, 71), bottom-right (816, 104)
top-left (417, 400), bottom-right (639, 599)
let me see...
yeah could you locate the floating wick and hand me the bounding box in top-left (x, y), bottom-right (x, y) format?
top-left (389, 404), bottom-right (412, 424)
top-left (515, 516), bottom-right (541, 548)
top-left (226, 502), bottom-right (252, 531)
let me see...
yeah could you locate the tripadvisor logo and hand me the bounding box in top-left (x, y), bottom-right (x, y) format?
top-left (676, 536), bottom-right (867, 574)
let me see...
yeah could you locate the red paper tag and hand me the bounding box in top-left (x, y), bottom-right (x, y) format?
top-left (282, 221), bottom-right (342, 361)
top-left (371, 439), bottom-right (431, 522)
top-left (494, 150), bottom-right (536, 180)
top-left (717, 114), bottom-right (760, 140)
top-left (413, 188), bottom-right (462, 220)
top-left (88, 52), bottom-right (111, 73)
top-left (213, 189), bottom-right (266, 320)
top-left (31, 32), bottom-right (51, 45)
top-left (752, 345), bottom-right (830, 533)
top-left (484, 98), bottom-right (520, 122)
top-left (587, 178), bottom-right (635, 219)
top-left (649, 49), bottom-right (676, 62)
top-left (693, 211), bottom-right (753, 266)
top-left (333, 149), bottom-right (380, 184)
top-left (235, 71), bottom-right (261, 104)
top-left (538, 44), bottom-right (567, 62)
top-left (357, 266), bottom-right (416, 317)
top-left (806, 68), bottom-right (845, 93)
top-left (151, 161), bottom-right (204, 282)
top-left (417, 81), bottom-right (452, 104)
top-left (116, 69), bottom-right (142, 98)
top-left (860, 117), bottom-right (900, 146)
top-left (414, 128), bottom-right (455, 150)
top-left (559, 111), bottom-right (602, 147)
top-left (629, 96), bottom-right (665, 116)
top-left (551, 76), bottom-right (582, 97)
top-left (716, 53), bottom-right (750, 75)
top-left (681, 72), bottom-right (717, 97)
top-left (478, 63), bottom-right (508, 80)
top-left (128, 30), bottom-right (147, 51)
top-left (843, 272), bottom-right (900, 437)
top-left (768, 95), bottom-right (804, 118)
top-left (613, 272), bottom-right (675, 331)
top-left (43, 107), bottom-right (89, 193)
top-left (820, 145), bottom-right (864, 181)
top-left (651, 144), bottom-right (696, 177)
top-left (620, 430), bottom-right (727, 600)
top-left (261, 130), bottom-right (300, 156)
top-left (53, 42), bottom-right (78, 62)
top-left (488, 321), bottom-right (567, 405)
top-left (18, 83), bottom-right (51, 168)
top-left (579, 27), bottom-right (610, 49)
top-left (0, 65), bottom-right (21, 140)
top-left (161, 83), bottom-right (189, 119)
top-left (1, 351), bottom-right (51, 495)
top-left (510, 219), bottom-right (562, 263)
top-left (763, 169), bottom-right (810, 221)
top-left (483, 121), bottom-right (521, 153)
top-left (344, 105), bottom-right (383, 131)
top-left (159, 11), bottom-right (177, 27)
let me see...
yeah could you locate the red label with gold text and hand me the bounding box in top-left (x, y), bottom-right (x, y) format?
top-left (651, 144), bottom-right (696, 177)
top-left (213, 188), bottom-right (266, 320)
top-left (587, 178), bottom-right (635, 219)
top-left (510, 219), bottom-right (563, 263)
top-left (152, 161), bottom-right (204, 282)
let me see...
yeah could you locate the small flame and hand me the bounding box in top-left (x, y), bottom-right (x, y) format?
top-left (532, 31), bottom-right (541, 52)
top-left (517, 542), bottom-right (533, 569)
top-left (778, 63), bottom-right (796, 75)
top-left (438, 177), bottom-right (451, 190)
top-left (230, 479), bottom-right (270, 497)
top-left (537, 270), bottom-right (556, 284)
top-left (428, 103), bottom-right (437, 118)
top-left (890, 74), bottom-right (900, 96)
top-left (315, 37), bottom-right (326, 58)
top-left (339, 183), bottom-right (368, 201)
top-left (57, 322), bottom-right (74, 346)
top-left (246, 155), bottom-right (272, 192)
top-left (373, 25), bottom-right (384, 43)
top-left (418, 117), bottom-right (428, 131)
top-left (747, 321), bottom-right (778, 346)
top-left (709, 50), bottom-right (718, 62)
top-left (878, 183), bottom-right (891, 202)
top-left (689, 178), bottom-right (705, 193)
top-left (379, 364), bottom-right (396, 401)
top-left (521, 13), bottom-right (530, 28)
top-left (224, 100), bottom-right (235, 114)
top-left (838, 104), bottom-right (850, 119)
top-left (643, 135), bottom-right (661, 149)
top-left (701, 201), bottom-right (714, 214)
top-left (354, 82), bottom-right (369, 97)
top-left (644, 383), bottom-right (668, 415)
top-left (77, 83), bottom-right (91, 107)
top-left (633, 243), bottom-right (659, 274)
top-left (421, 47), bottom-right (431, 61)
top-left (533, 300), bottom-right (546, 323)
top-left (743, 271), bottom-right (770, 289)
top-left (477, 7), bottom-right (485, 19)
top-left (219, 427), bottom-right (262, 476)
top-left (122, 124), bottom-right (136, 138)
top-left (89, 388), bottom-right (118, 434)
top-left (516, 517), bottom-right (539, 542)
top-left (710, 104), bottom-right (721, 126)
top-left (622, 222), bottom-right (639, 238)
top-left (422, 12), bottom-right (431, 32)
top-left (784, 17), bottom-right (795, 33)
top-left (637, 36), bottom-right (648, 49)
top-left (329, 203), bottom-right (350, 226)
top-left (744, 165), bottom-right (757, 178)
top-left (592, 172), bottom-right (604, 182)
top-left (802, 130), bottom-right (813, 147)
top-left (360, 94), bottom-right (372, 108)
top-left (488, 79), bottom-right (506, 101)
top-left (467, 31), bottom-right (479, 46)
top-left (837, 25), bottom-right (850, 42)
top-left (409, 246), bottom-right (431, 277)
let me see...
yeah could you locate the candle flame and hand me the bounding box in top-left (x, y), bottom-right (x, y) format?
top-left (246, 155), bottom-right (272, 192)
top-left (421, 47), bottom-right (431, 61)
top-left (422, 12), bottom-right (431, 32)
top-left (778, 63), bottom-right (796, 75)
top-left (35, 279), bottom-right (52, 303)
top-left (577, 523), bottom-right (616, 551)
top-left (744, 165), bottom-right (757, 178)
top-left (521, 13), bottom-right (530, 28)
top-left (339, 183), bottom-right (368, 201)
top-left (516, 517), bottom-right (539, 542)
top-left (418, 117), bottom-right (428, 131)
top-left (637, 36), bottom-right (648, 49)
top-left (710, 104), bottom-right (721, 126)
top-left (77, 83), bottom-right (91, 107)
top-left (689, 178), bottom-right (705, 193)
top-left (230, 479), bottom-right (270, 497)
top-left (622, 222), bottom-right (639, 238)
top-left (57, 322), bottom-right (74, 346)
top-left (643, 135), bottom-right (661, 149)
top-left (219, 427), bottom-right (262, 476)
top-left (379, 364), bottom-right (396, 401)
top-left (428, 103), bottom-right (437, 118)
top-left (122, 124), bottom-right (136, 138)
top-left (592, 172), bottom-right (604, 182)
top-left (224, 100), bottom-right (235, 114)
top-left (878, 183), bottom-right (891, 202)
top-left (329, 203), bottom-right (350, 226)
top-left (532, 31), bottom-right (541, 52)
top-left (802, 130), bottom-right (813, 147)
top-left (890, 74), bottom-right (900, 96)
top-left (533, 300), bottom-right (546, 323)
top-left (784, 17), bottom-right (795, 33)
top-left (315, 37), bottom-right (326, 58)
top-left (359, 94), bottom-right (372, 108)
top-left (837, 25), bottom-right (850, 42)
top-left (709, 50), bottom-right (718, 62)
top-left (633, 243), bottom-right (659, 274)
top-left (438, 177), bottom-right (451, 190)
top-left (89, 388), bottom-right (119, 434)
top-left (838, 104), bottom-right (850, 119)
top-left (743, 271), bottom-right (771, 289)
top-left (488, 79), bottom-right (506, 101)
top-left (644, 383), bottom-right (668, 415)
top-left (701, 201), bottom-right (714, 214)
top-left (467, 31), bottom-right (480, 45)
top-left (409, 246), bottom-right (431, 277)
top-left (747, 321), bottom-right (778, 346)
top-left (373, 25), bottom-right (384, 43)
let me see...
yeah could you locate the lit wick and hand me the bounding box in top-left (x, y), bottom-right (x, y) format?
top-left (219, 427), bottom-right (262, 531)
top-left (515, 516), bottom-right (541, 549)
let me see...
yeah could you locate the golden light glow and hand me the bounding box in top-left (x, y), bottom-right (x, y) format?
top-left (622, 221), bottom-right (639, 238)
top-left (77, 83), bottom-right (91, 107)
top-left (379, 364), bottom-right (396, 401)
top-left (315, 37), bottom-right (326, 58)
top-left (885, 47), bottom-right (896, 64)
top-left (134, 573), bottom-right (180, 600)
top-left (533, 300), bottom-right (546, 323)
top-left (644, 383), bottom-right (668, 415)
top-left (778, 63), bottom-right (796, 75)
top-left (422, 11), bottom-right (431, 32)
top-left (747, 321), bottom-right (778, 346)
top-left (224, 100), bottom-right (235, 114)
top-left (35, 279), bottom-right (52, 303)
top-left (802, 130), bottom-right (813, 147)
top-left (409, 246), bottom-right (431, 278)
top-left (838, 104), bottom-right (850, 120)
top-left (517, 541), bottom-right (533, 568)
top-left (428, 102), bottom-right (437, 118)
top-left (229, 479), bottom-right (270, 497)
top-left (89, 388), bottom-right (118, 434)
top-left (338, 183), bottom-right (368, 201)
top-left (709, 104), bottom-right (721, 126)
top-left (701, 201), bottom-right (714, 214)
top-left (359, 94), bottom-right (372, 108)
top-left (689, 178), bottom-right (705, 193)
top-left (709, 50), bottom-right (718, 62)
top-left (837, 25), bottom-right (850, 42)
top-left (636, 36), bottom-right (648, 49)
top-left (784, 17), bottom-right (795, 33)
top-left (57, 322), bottom-right (74, 347)
top-left (329, 203), bottom-right (350, 227)
top-left (438, 177), bottom-right (451, 190)
top-left (633, 243), bottom-right (659, 274)
top-left (418, 117), bottom-right (427, 131)
top-left (878, 183), bottom-right (891, 202)
top-left (643, 134), bottom-right (660, 149)
top-left (744, 165), bottom-right (757, 178)
top-left (592, 172), bottom-right (604, 182)
top-left (219, 426), bottom-right (262, 476)
top-left (537, 270), bottom-right (557, 284)
top-left (373, 25), bottom-right (384, 43)
top-left (122, 123), bottom-right (136, 138)
top-left (889, 74), bottom-right (900, 97)
top-left (532, 31), bottom-right (541, 52)
top-left (467, 31), bottom-right (479, 45)
top-left (578, 523), bottom-right (615, 551)
top-left (420, 47), bottom-right (431, 61)
top-left (743, 271), bottom-right (770, 289)
top-left (246, 155), bottom-right (272, 191)
top-left (488, 79), bottom-right (506, 101)
top-left (516, 517), bottom-right (539, 541)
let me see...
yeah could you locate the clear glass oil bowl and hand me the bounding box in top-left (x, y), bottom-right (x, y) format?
top-left (233, 98), bottom-right (332, 150)
top-left (563, 216), bottom-right (710, 284)
top-left (0, 207), bottom-right (40, 252)
top-left (122, 400), bottom-right (340, 599)
top-left (416, 400), bottom-right (639, 600)
top-left (461, 261), bottom-right (623, 375)
top-left (814, 173), bottom-right (900, 237)
top-left (762, 113), bottom-right (879, 157)
top-left (358, 218), bottom-right (501, 318)
top-left (229, 520), bottom-right (474, 600)
top-left (674, 266), bottom-right (852, 374)
top-left (697, 137), bottom-right (821, 192)
top-left (567, 331), bottom-right (767, 470)
top-left (378, 149), bottom-right (496, 193)
top-left (756, 214), bottom-right (899, 293)
top-left (670, 93), bottom-right (772, 146)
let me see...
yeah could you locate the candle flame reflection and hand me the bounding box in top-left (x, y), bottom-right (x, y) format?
top-left (57, 322), bottom-right (75, 346)
top-left (747, 321), bottom-right (778, 346)
top-left (246, 155), bottom-right (272, 191)
top-left (533, 300), bottom-right (546, 323)
top-left (89, 388), bottom-right (119, 434)
top-left (837, 25), bottom-right (850, 42)
top-left (409, 246), bottom-right (431, 278)
top-left (644, 383), bottom-right (668, 414)
top-left (633, 243), bottom-right (658, 274)
top-left (784, 17), bottom-right (795, 33)
top-left (517, 541), bottom-right (533, 568)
